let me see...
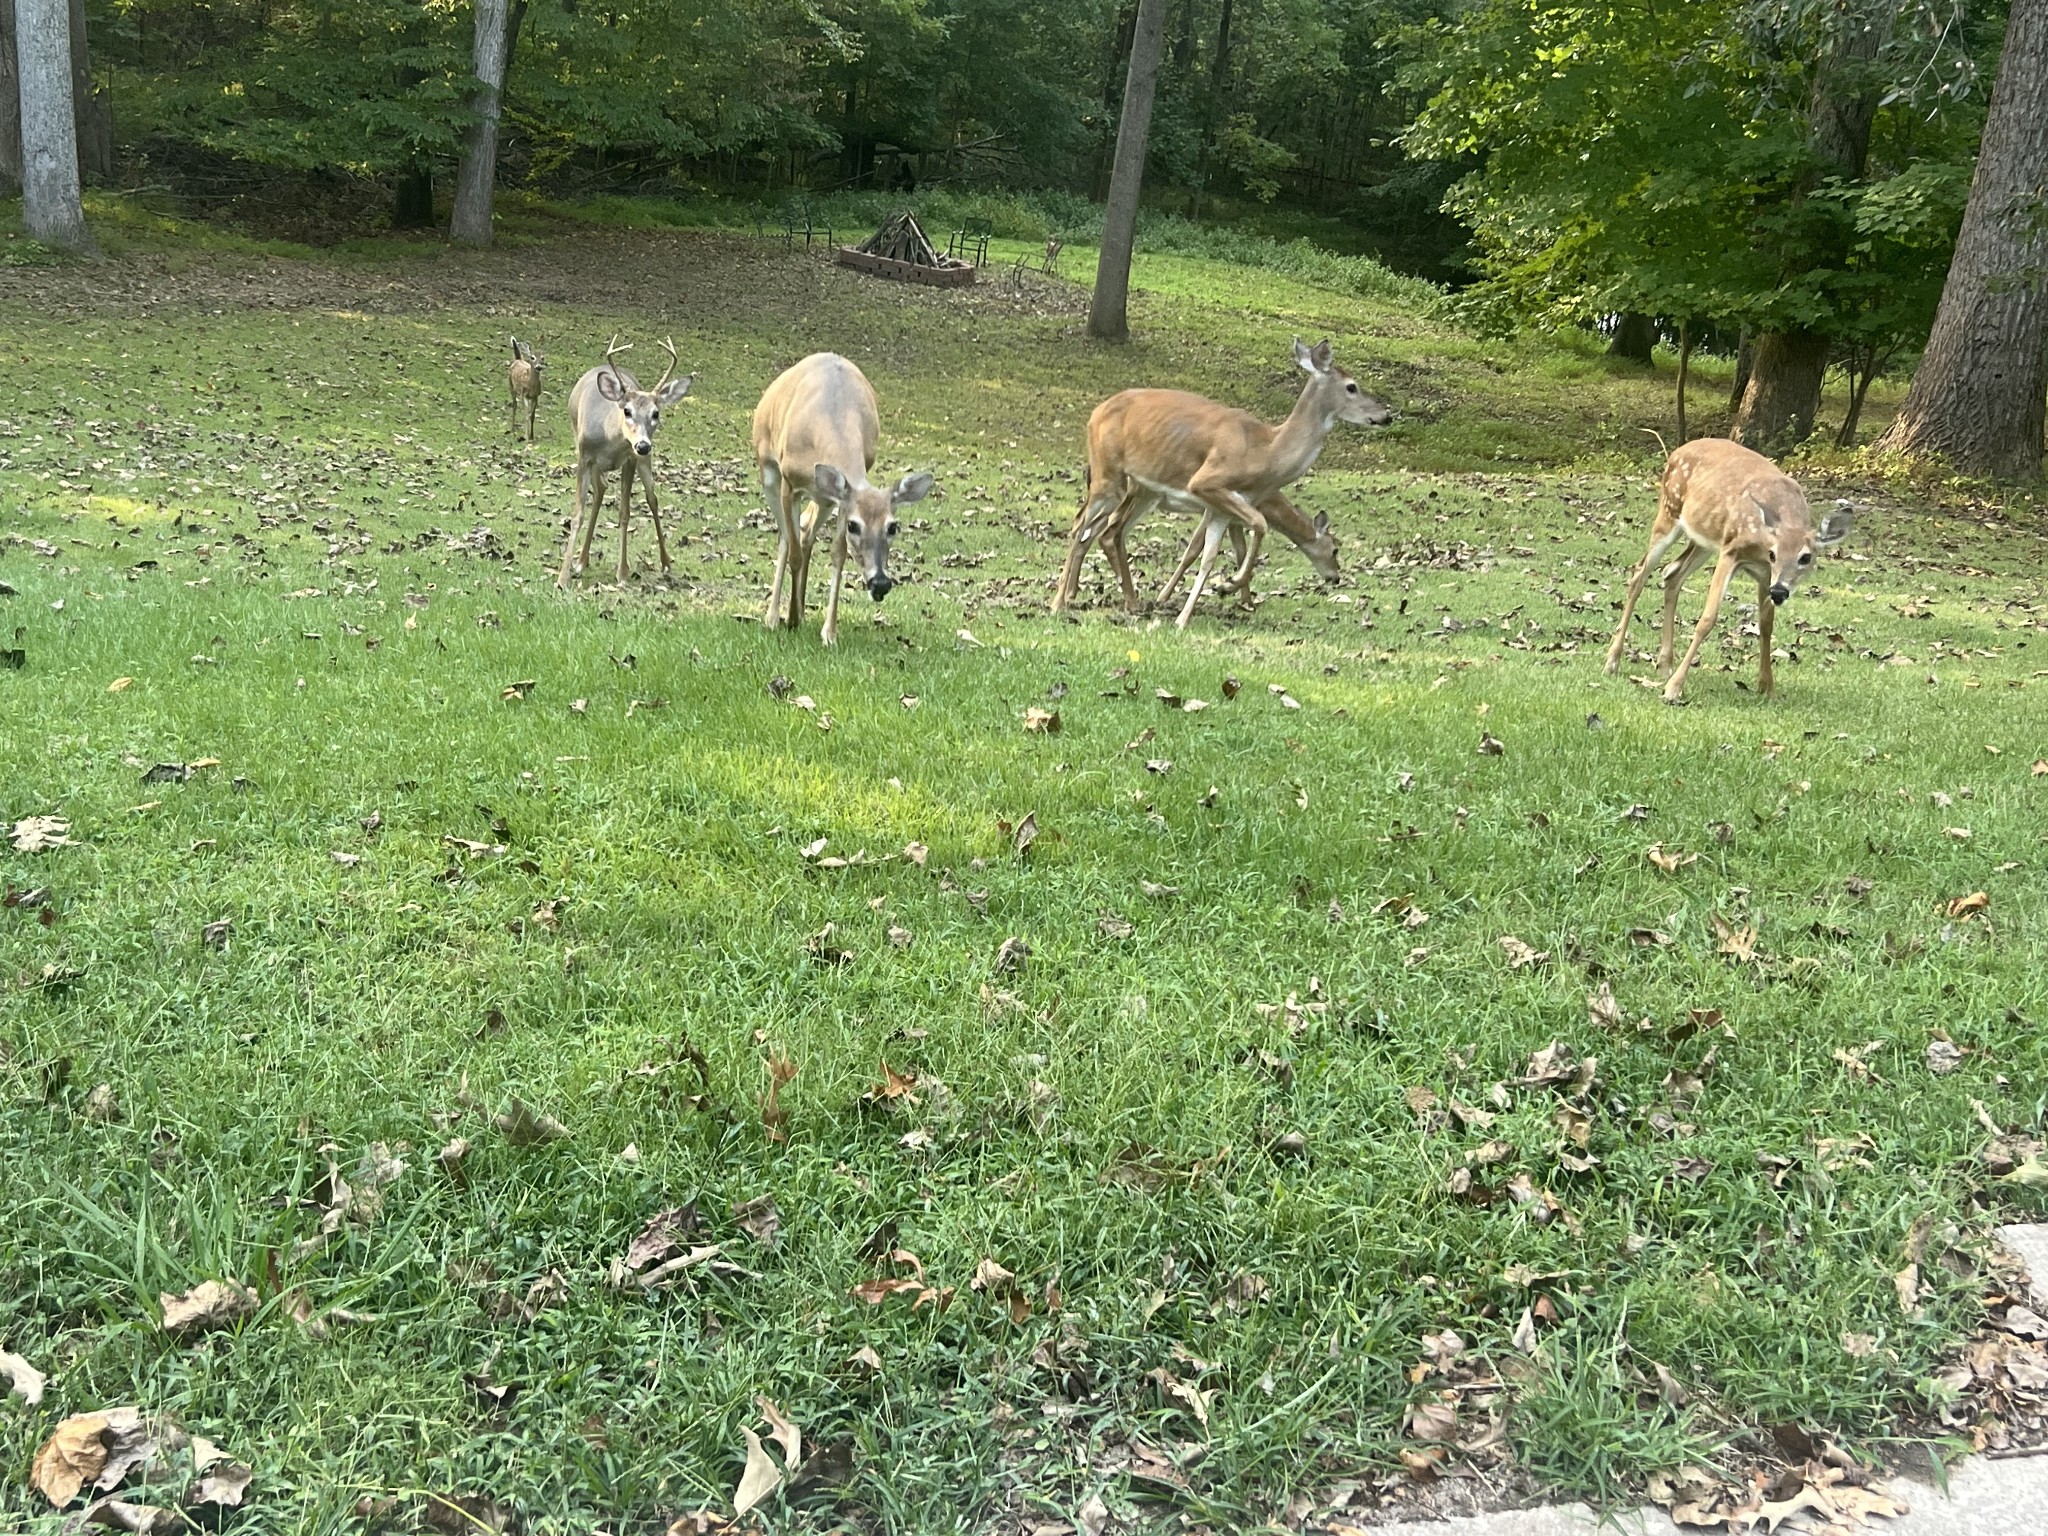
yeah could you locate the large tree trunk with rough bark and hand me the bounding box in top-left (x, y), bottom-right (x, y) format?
top-left (1088, 0), bottom-right (1168, 342)
top-left (1875, 0), bottom-right (2048, 479)
top-left (450, 0), bottom-right (510, 247)
top-left (1735, 328), bottom-right (1832, 452)
top-left (1734, 4), bottom-right (1892, 449)
top-left (13, 0), bottom-right (95, 254)
top-left (1607, 312), bottom-right (1656, 364)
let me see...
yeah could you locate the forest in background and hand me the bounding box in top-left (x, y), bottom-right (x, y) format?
top-left (3, 1), bottom-right (2044, 470)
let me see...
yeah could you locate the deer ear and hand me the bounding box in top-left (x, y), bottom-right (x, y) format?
top-left (1310, 338), bottom-right (1334, 372)
top-left (891, 472), bottom-right (934, 506)
top-left (1815, 508), bottom-right (1854, 547)
top-left (596, 370), bottom-right (626, 403)
top-left (813, 463), bottom-right (850, 503)
top-left (657, 374), bottom-right (693, 406)
top-left (1313, 510), bottom-right (1331, 534)
top-left (1749, 491), bottom-right (1778, 529)
top-left (1292, 337), bottom-right (1317, 374)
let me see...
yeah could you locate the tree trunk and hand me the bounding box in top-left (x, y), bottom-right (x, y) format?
top-left (0, 3), bottom-right (20, 194)
top-left (394, 163), bottom-right (434, 227)
top-left (13, 0), bottom-right (94, 253)
top-left (66, 0), bottom-right (106, 180)
top-left (1735, 5), bottom-right (1892, 449)
top-left (450, 0), bottom-right (510, 247)
top-left (1607, 311), bottom-right (1656, 364)
top-left (1676, 320), bottom-right (1693, 443)
top-left (1189, 0), bottom-right (1232, 221)
top-left (1728, 330), bottom-right (1754, 416)
top-left (1091, 2), bottom-right (1139, 200)
top-left (1733, 328), bottom-right (1830, 452)
top-left (1088, 0), bottom-right (1168, 343)
top-left (1836, 345), bottom-right (1879, 447)
top-left (1874, 0), bottom-right (2048, 479)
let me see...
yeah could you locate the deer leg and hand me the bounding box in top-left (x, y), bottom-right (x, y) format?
top-left (1756, 579), bottom-right (1777, 698)
top-left (578, 470), bottom-right (605, 575)
top-left (821, 518), bottom-right (850, 645)
top-left (1664, 552), bottom-right (1738, 703)
top-left (616, 461), bottom-right (635, 582)
top-left (1053, 483), bottom-right (1122, 613)
top-left (1157, 512), bottom-right (1212, 609)
top-left (556, 463), bottom-right (590, 588)
top-left (1603, 516), bottom-right (1685, 675)
top-left (1657, 544), bottom-right (1709, 672)
top-left (526, 400), bottom-right (537, 443)
top-left (762, 467), bottom-right (792, 629)
top-left (1214, 520), bottom-right (1255, 600)
top-left (790, 496), bottom-right (824, 632)
top-left (640, 469), bottom-right (671, 574)
top-left (1175, 514), bottom-right (1233, 630)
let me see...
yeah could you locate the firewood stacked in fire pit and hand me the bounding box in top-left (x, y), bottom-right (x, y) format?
top-left (856, 212), bottom-right (944, 267)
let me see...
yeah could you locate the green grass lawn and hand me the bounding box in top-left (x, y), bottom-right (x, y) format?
top-left (3, 205), bottom-right (2048, 1535)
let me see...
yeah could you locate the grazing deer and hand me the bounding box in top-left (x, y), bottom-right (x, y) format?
top-left (508, 337), bottom-right (544, 442)
top-left (556, 336), bottom-right (693, 589)
top-left (752, 352), bottom-right (934, 644)
top-left (1050, 338), bottom-right (1390, 628)
top-left (1604, 437), bottom-right (1853, 702)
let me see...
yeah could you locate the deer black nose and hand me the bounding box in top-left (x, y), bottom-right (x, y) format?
top-left (1769, 584), bottom-right (1790, 606)
top-left (867, 574), bottom-right (894, 602)
top-left (635, 442), bottom-right (652, 456)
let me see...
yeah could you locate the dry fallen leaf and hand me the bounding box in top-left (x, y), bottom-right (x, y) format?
top-left (732, 1194), bottom-right (781, 1248)
top-left (1405, 1399), bottom-right (1459, 1442)
top-left (1498, 935), bottom-right (1549, 969)
top-left (11, 815), bottom-right (77, 852)
top-left (1586, 981), bottom-right (1622, 1032)
top-left (1646, 842), bottom-right (1698, 874)
top-left (2, 1348), bottom-right (47, 1405)
top-left (756, 1395), bottom-right (802, 1475)
top-left (72, 1498), bottom-right (179, 1532)
top-left (494, 1098), bottom-right (569, 1145)
top-left (1925, 1040), bottom-right (1963, 1075)
top-left (33, 1410), bottom-right (120, 1505)
top-left (733, 1427), bottom-right (782, 1517)
top-left (160, 1280), bottom-right (258, 1338)
top-left (1477, 731), bottom-right (1504, 756)
top-left (1022, 706), bottom-right (1061, 734)
top-left (1146, 1366), bottom-right (1212, 1425)
top-left (1946, 890), bottom-right (1990, 920)
top-left (185, 1440), bottom-right (254, 1512)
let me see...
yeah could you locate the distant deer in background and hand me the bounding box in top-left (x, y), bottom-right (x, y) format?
top-left (1604, 437), bottom-right (1853, 702)
top-left (556, 335), bottom-right (693, 588)
top-left (508, 338), bottom-right (544, 442)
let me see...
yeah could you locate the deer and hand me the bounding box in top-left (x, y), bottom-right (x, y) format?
top-left (555, 336), bottom-right (693, 589)
top-left (751, 352), bottom-right (934, 645)
top-left (1050, 338), bottom-right (1391, 628)
top-left (508, 337), bottom-right (544, 442)
top-left (1604, 437), bottom-right (1853, 703)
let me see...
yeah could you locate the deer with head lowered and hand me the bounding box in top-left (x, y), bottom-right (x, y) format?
top-left (1604, 437), bottom-right (1853, 702)
top-left (508, 337), bottom-right (543, 442)
top-left (1050, 337), bottom-right (1391, 627)
top-left (752, 352), bottom-right (934, 644)
top-left (556, 335), bottom-right (693, 588)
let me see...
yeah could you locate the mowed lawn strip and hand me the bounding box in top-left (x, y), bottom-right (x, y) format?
top-left (2, 220), bottom-right (2046, 1532)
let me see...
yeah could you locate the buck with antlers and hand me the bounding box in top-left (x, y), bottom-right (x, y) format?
top-left (1604, 437), bottom-right (1853, 702)
top-left (1050, 337), bottom-right (1391, 627)
top-left (508, 337), bottom-right (544, 442)
top-left (752, 352), bottom-right (933, 644)
top-left (556, 336), bottom-right (693, 588)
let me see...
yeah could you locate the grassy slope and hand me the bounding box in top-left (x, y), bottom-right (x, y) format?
top-left (2, 203), bottom-right (2047, 1534)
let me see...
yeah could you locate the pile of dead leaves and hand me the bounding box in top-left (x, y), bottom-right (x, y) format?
top-left (1646, 1440), bottom-right (1908, 1534)
top-left (28, 1406), bottom-right (255, 1531)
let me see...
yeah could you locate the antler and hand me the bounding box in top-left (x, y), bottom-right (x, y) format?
top-left (652, 336), bottom-right (678, 394)
top-left (601, 333), bottom-right (634, 388)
